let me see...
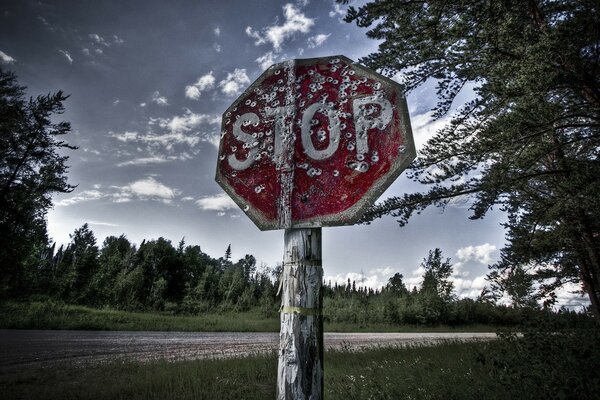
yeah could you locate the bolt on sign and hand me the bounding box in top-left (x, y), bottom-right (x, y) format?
top-left (215, 55), bottom-right (416, 230)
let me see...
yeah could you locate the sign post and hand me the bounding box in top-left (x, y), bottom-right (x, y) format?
top-left (215, 55), bottom-right (416, 399)
top-left (277, 228), bottom-right (323, 398)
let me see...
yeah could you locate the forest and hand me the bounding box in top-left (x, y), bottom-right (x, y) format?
top-left (4, 222), bottom-right (585, 328)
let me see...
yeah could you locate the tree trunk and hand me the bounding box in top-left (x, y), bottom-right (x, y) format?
top-left (277, 228), bottom-right (323, 400)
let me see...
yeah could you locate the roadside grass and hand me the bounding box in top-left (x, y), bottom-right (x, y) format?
top-left (0, 301), bottom-right (279, 332)
top-left (3, 328), bottom-right (599, 400)
top-left (0, 301), bottom-right (502, 332)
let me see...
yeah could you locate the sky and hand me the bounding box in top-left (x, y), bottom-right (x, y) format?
top-left (0, 0), bottom-right (588, 307)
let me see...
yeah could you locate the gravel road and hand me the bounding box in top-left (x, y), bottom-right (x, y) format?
top-left (0, 330), bottom-right (496, 371)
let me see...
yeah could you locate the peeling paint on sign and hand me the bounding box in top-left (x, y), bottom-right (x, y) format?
top-left (215, 55), bottom-right (416, 230)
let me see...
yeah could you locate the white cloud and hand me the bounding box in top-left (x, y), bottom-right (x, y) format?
top-left (112, 34), bottom-right (124, 45)
top-left (111, 111), bottom-right (220, 162)
top-left (329, 3), bottom-right (346, 19)
top-left (554, 282), bottom-right (590, 309)
top-left (59, 50), bottom-right (73, 64)
top-left (54, 178), bottom-right (180, 206)
top-left (54, 190), bottom-right (104, 207)
top-left (450, 275), bottom-right (489, 299)
top-left (0, 50), bottom-right (16, 64)
top-left (185, 71), bottom-right (216, 100)
top-left (409, 110), bottom-right (454, 150)
top-left (307, 33), bottom-right (330, 48)
top-left (151, 91), bottom-right (169, 106)
top-left (125, 177), bottom-right (177, 200)
top-left (213, 43), bottom-right (222, 53)
top-left (89, 33), bottom-right (109, 47)
top-left (256, 51), bottom-right (277, 71)
top-left (219, 68), bottom-right (250, 96)
top-left (196, 193), bottom-right (238, 211)
top-left (112, 131), bottom-right (140, 142)
top-left (214, 27), bottom-right (221, 37)
top-left (326, 267), bottom-right (398, 291)
top-left (117, 156), bottom-right (169, 167)
top-left (38, 16), bottom-right (55, 31)
top-left (246, 3), bottom-right (314, 52)
top-left (88, 220), bottom-right (119, 227)
top-left (456, 243), bottom-right (497, 265)
top-left (158, 109), bottom-right (220, 134)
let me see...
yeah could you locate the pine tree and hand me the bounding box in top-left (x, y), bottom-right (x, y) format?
top-left (341, 0), bottom-right (600, 316)
top-left (0, 68), bottom-right (75, 296)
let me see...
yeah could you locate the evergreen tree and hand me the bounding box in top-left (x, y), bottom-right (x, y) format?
top-left (420, 249), bottom-right (455, 302)
top-left (224, 244), bottom-right (232, 261)
top-left (341, 0), bottom-right (600, 316)
top-left (0, 68), bottom-right (75, 296)
top-left (55, 224), bottom-right (99, 303)
top-left (386, 272), bottom-right (409, 296)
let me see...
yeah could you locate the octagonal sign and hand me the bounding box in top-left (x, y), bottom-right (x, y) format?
top-left (215, 55), bottom-right (416, 230)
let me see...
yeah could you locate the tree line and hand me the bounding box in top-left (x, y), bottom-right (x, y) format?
top-left (10, 223), bottom-right (586, 327)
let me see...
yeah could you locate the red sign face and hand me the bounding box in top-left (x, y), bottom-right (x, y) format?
top-left (215, 55), bottom-right (415, 230)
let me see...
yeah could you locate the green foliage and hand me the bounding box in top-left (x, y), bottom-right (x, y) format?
top-left (17, 224), bottom-right (279, 316)
top-left (0, 300), bottom-right (280, 332)
top-left (342, 0), bottom-right (600, 315)
top-left (0, 68), bottom-right (75, 297)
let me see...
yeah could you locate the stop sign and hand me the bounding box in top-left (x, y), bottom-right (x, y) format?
top-left (215, 55), bottom-right (415, 230)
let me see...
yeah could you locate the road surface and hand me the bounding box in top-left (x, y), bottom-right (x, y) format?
top-left (0, 330), bottom-right (495, 371)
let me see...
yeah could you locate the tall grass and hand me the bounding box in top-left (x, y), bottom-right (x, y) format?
top-left (3, 327), bottom-right (598, 400)
top-left (0, 300), bottom-right (279, 332)
top-left (0, 300), bottom-right (504, 332)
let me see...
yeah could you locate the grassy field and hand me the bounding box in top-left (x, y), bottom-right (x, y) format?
top-left (0, 300), bottom-right (500, 332)
top-left (3, 328), bottom-right (599, 400)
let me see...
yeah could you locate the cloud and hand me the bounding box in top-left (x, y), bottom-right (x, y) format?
top-left (89, 33), bottom-right (109, 47)
top-left (450, 275), bottom-right (488, 299)
top-left (54, 190), bottom-right (104, 207)
top-left (185, 71), bottom-right (216, 100)
top-left (214, 27), bottom-right (221, 37)
top-left (157, 109), bottom-right (220, 134)
top-left (196, 193), bottom-right (238, 211)
top-left (89, 33), bottom-right (123, 47)
top-left (125, 177), bottom-right (177, 200)
top-left (38, 15), bottom-right (56, 31)
top-left (213, 43), bottom-right (222, 53)
top-left (256, 51), bottom-right (278, 71)
top-left (246, 3), bottom-right (314, 52)
top-left (151, 91), bottom-right (169, 106)
top-left (55, 178), bottom-right (180, 206)
top-left (112, 131), bottom-right (140, 142)
top-left (456, 243), bottom-right (497, 265)
top-left (307, 33), bottom-right (330, 48)
top-left (117, 156), bottom-right (170, 167)
top-left (329, 3), bottom-right (346, 19)
top-left (0, 50), bottom-right (16, 64)
top-left (325, 267), bottom-right (398, 291)
top-left (218, 68), bottom-right (250, 96)
top-left (59, 50), bottom-right (73, 64)
top-left (112, 34), bottom-right (124, 45)
top-left (111, 110), bottom-right (220, 163)
top-left (88, 220), bottom-right (119, 227)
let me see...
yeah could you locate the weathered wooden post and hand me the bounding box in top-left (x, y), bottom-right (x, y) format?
top-left (277, 228), bottom-right (323, 399)
top-left (215, 55), bottom-right (415, 399)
